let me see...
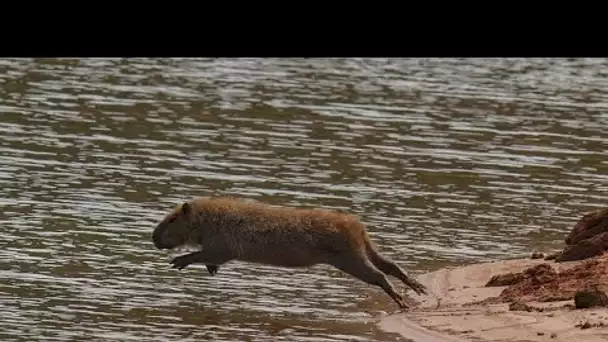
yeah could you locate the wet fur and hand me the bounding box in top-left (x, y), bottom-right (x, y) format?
top-left (152, 197), bottom-right (427, 309)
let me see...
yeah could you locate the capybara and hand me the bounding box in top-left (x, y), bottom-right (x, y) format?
top-left (152, 196), bottom-right (427, 309)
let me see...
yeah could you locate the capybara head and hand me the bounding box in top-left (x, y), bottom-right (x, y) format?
top-left (152, 202), bottom-right (198, 250)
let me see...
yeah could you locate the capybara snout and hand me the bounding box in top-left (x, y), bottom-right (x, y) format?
top-left (152, 202), bottom-right (197, 250)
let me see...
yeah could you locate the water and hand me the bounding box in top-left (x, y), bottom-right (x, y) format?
top-left (1, 58), bottom-right (607, 342)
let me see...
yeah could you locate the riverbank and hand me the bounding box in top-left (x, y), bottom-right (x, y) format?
top-left (379, 208), bottom-right (608, 342)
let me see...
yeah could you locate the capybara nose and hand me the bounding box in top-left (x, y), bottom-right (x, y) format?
top-left (153, 238), bottom-right (166, 249)
top-left (152, 230), bottom-right (168, 249)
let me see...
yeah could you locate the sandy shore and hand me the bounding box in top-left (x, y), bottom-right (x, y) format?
top-left (378, 258), bottom-right (608, 342)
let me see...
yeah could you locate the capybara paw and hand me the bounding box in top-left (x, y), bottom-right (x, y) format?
top-left (409, 280), bottom-right (428, 295)
top-left (170, 255), bottom-right (194, 270)
top-left (206, 265), bottom-right (219, 275)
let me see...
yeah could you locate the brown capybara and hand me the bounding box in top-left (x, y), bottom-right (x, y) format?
top-left (152, 196), bottom-right (427, 309)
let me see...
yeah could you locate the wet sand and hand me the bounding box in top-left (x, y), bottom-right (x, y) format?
top-left (378, 257), bottom-right (608, 342)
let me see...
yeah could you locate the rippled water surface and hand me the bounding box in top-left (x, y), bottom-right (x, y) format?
top-left (1, 58), bottom-right (607, 341)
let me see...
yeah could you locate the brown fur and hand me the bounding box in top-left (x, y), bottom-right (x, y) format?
top-left (152, 196), bottom-right (427, 309)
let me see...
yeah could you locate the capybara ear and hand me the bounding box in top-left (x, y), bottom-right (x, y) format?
top-left (181, 202), bottom-right (191, 215)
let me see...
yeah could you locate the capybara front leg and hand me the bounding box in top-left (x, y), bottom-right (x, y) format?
top-left (170, 252), bottom-right (202, 270)
top-left (170, 249), bottom-right (231, 271)
top-left (206, 265), bottom-right (219, 275)
top-left (331, 256), bottom-right (409, 309)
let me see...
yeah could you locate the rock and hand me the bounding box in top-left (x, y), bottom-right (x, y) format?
top-left (531, 251), bottom-right (545, 259)
top-left (485, 253), bottom-right (608, 306)
top-left (552, 208), bottom-right (608, 263)
top-left (486, 272), bottom-right (524, 287)
top-left (565, 208), bottom-right (608, 245)
top-left (544, 251), bottom-right (561, 261)
top-left (557, 232), bottom-right (608, 262)
top-left (488, 263), bottom-right (561, 303)
top-left (508, 300), bottom-right (543, 312)
top-left (574, 286), bottom-right (608, 309)
top-left (523, 263), bottom-right (557, 285)
top-left (509, 301), bottom-right (534, 312)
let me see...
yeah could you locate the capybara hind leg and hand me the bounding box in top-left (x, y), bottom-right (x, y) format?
top-left (367, 251), bottom-right (427, 295)
top-left (330, 257), bottom-right (409, 309)
top-left (170, 250), bottom-right (232, 271)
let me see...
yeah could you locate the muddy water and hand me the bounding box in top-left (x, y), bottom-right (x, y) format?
top-left (1, 58), bottom-right (607, 341)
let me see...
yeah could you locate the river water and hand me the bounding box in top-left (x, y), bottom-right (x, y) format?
top-left (1, 58), bottom-right (607, 341)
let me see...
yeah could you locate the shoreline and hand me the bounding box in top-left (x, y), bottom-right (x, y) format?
top-left (377, 257), bottom-right (608, 342)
